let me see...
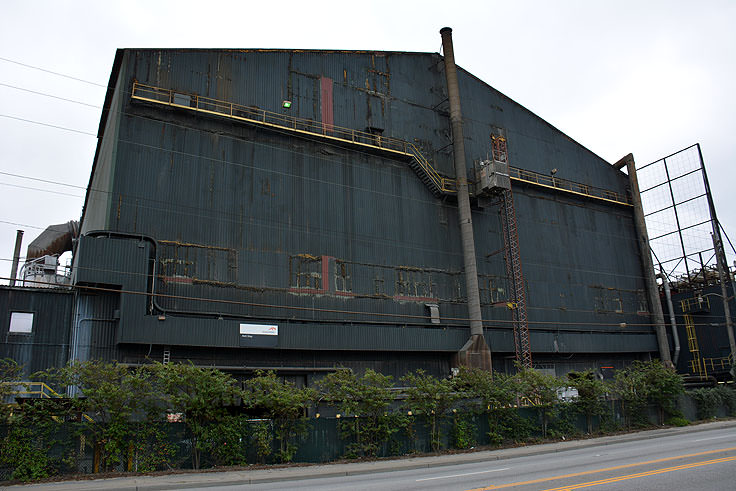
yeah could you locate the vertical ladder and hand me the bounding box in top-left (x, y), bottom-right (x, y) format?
top-left (500, 188), bottom-right (532, 369)
top-left (163, 347), bottom-right (171, 365)
top-left (683, 314), bottom-right (704, 377)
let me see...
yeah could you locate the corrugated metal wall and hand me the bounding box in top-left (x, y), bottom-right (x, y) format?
top-left (74, 49), bottom-right (657, 373)
top-left (0, 287), bottom-right (73, 376)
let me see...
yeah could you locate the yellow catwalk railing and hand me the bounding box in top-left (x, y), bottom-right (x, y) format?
top-left (131, 82), bottom-right (631, 205)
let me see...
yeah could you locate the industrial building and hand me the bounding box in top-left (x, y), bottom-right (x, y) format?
top-left (7, 29), bottom-right (731, 384)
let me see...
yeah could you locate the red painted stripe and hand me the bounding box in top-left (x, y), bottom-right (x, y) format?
top-left (320, 77), bottom-right (333, 134)
top-left (321, 255), bottom-right (330, 293)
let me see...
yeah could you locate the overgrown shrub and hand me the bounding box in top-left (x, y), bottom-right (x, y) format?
top-left (612, 360), bottom-right (683, 427)
top-left (567, 370), bottom-right (609, 434)
top-left (149, 362), bottom-right (241, 469)
top-left (37, 361), bottom-right (158, 472)
top-left (401, 370), bottom-right (459, 452)
top-left (0, 400), bottom-right (76, 481)
top-left (244, 371), bottom-right (315, 463)
top-left (689, 386), bottom-right (736, 420)
top-left (450, 411), bottom-right (476, 449)
top-left (318, 369), bottom-right (400, 458)
top-left (514, 367), bottom-right (564, 437)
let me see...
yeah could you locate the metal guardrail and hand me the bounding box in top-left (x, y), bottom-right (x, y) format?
top-left (1, 381), bottom-right (62, 404)
top-left (691, 354), bottom-right (734, 378)
top-left (681, 296), bottom-right (710, 313)
top-left (132, 82), bottom-right (412, 154)
top-left (509, 167), bottom-right (631, 206)
top-left (131, 82), bottom-right (632, 206)
top-left (1, 381), bottom-right (62, 399)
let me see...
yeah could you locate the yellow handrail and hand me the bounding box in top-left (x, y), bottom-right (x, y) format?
top-left (131, 82), bottom-right (632, 206)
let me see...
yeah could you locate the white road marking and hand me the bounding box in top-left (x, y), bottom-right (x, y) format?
top-left (415, 467), bottom-right (510, 482)
top-left (694, 434), bottom-right (736, 442)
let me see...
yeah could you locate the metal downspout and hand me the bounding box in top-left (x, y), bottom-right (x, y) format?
top-left (659, 268), bottom-right (680, 365)
top-left (440, 27), bottom-right (491, 370)
top-left (617, 153), bottom-right (672, 365)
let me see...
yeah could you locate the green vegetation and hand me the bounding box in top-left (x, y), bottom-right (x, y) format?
top-left (401, 369), bottom-right (460, 452)
top-left (318, 368), bottom-right (403, 458)
top-left (0, 358), bottom-right (720, 483)
top-left (244, 370), bottom-right (315, 463)
top-left (689, 385), bottom-right (736, 420)
top-left (611, 360), bottom-right (684, 427)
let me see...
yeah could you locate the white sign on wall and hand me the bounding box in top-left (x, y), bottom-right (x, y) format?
top-left (239, 324), bottom-right (278, 336)
top-left (239, 323), bottom-right (278, 347)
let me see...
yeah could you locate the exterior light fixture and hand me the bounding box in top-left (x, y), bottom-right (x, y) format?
top-left (282, 100), bottom-right (292, 108)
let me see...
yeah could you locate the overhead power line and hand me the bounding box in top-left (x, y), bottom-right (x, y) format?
top-left (0, 171), bottom-right (87, 190)
top-left (0, 56), bottom-right (107, 87)
top-left (0, 82), bottom-right (102, 108)
top-left (0, 113), bottom-right (96, 136)
top-left (0, 182), bottom-right (84, 198)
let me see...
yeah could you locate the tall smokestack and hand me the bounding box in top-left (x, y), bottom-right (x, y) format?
top-left (10, 229), bottom-right (23, 286)
top-left (440, 27), bottom-right (492, 371)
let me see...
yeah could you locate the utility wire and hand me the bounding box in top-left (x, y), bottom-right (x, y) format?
top-left (0, 113), bottom-right (96, 136)
top-left (0, 56), bottom-right (107, 87)
top-left (0, 82), bottom-right (102, 108)
top-left (0, 140), bottom-right (653, 282)
top-left (0, 219), bottom-right (45, 230)
top-left (0, 115), bottom-right (647, 276)
top-left (0, 63), bottom-right (720, 279)
top-left (0, 171), bottom-right (87, 190)
top-left (0, 182), bottom-right (83, 198)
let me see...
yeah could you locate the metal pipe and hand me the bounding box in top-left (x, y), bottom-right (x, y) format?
top-left (440, 27), bottom-right (491, 370)
top-left (622, 154), bottom-right (672, 364)
top-left (9, 230), bottom-right (23, 286)
top-left (659, 268), bottom-right (680, 365)
top-left (712, 232), bottom-right (736, 362)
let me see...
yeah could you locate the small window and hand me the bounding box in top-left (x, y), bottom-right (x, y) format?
top-left (9, 312), bottom-right (33, 334)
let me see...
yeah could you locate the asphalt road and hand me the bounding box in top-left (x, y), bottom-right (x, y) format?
top-left (197, 426), bottom-right (736, 491)
top-left (4, 421), bottom-right (736, 490)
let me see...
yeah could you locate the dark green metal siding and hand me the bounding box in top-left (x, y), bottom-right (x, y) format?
top-left (76, 49), bottom-right (657, 360)
top-left (0, 287), bottom-right (73, 376)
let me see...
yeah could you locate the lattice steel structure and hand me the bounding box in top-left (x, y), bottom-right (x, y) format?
top-left (637, 144), bottom-right (734, 288)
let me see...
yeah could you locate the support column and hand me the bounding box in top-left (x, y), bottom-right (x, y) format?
top-left (440, 27), bottom-right (491, 371)
top-left (615, 153), bottom-right (672, 365)
top-left (712, 233), bottom-right (736, 365)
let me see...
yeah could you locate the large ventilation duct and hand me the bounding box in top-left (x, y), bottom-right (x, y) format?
top-left (26, 220), bottom-right (80, 260)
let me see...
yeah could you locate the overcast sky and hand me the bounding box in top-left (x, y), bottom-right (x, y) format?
top-left (1, 0), bottom-right (734, 283)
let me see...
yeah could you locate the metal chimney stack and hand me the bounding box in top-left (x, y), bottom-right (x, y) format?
top-left (440, 27), bottom-right (492, 371)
